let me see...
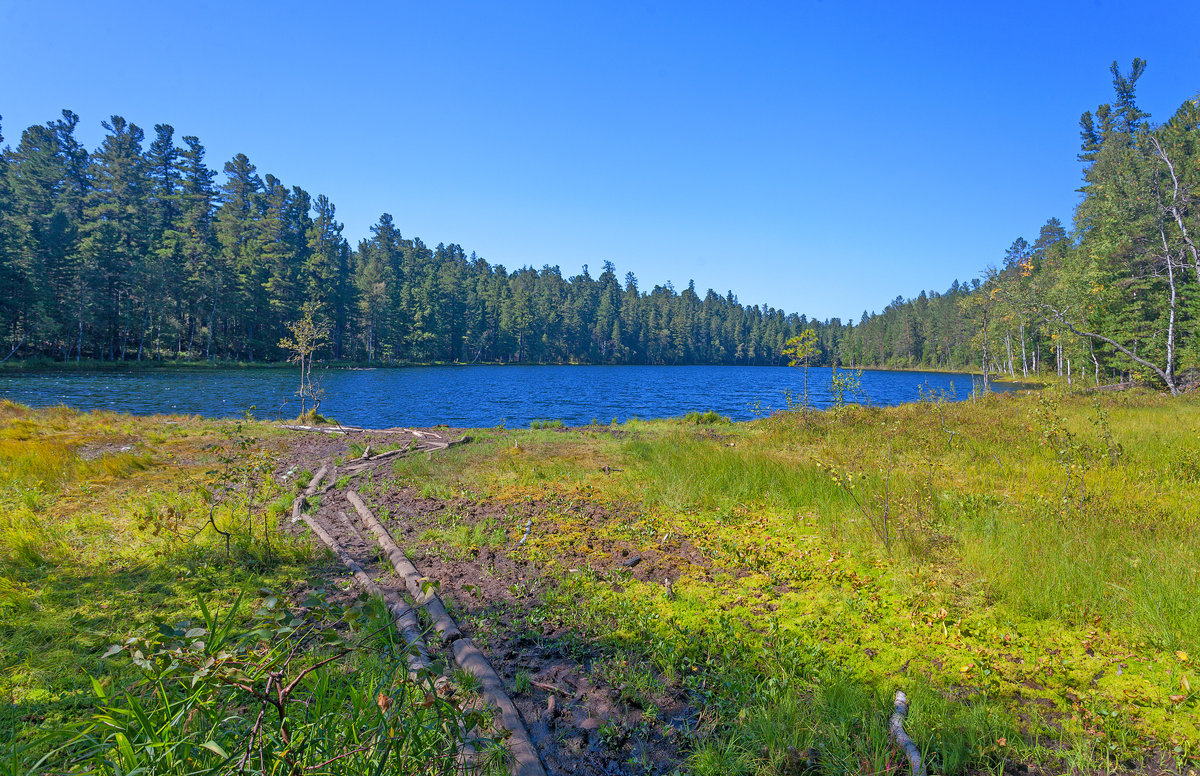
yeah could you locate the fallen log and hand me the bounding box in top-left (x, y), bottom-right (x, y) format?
top-left (368, 442), bottom-right (412, 461)
top-left (318, 468), bottom-right (342, 494)
top-left (345, 489), bottom-right (546, 776)
top-left (346, 490), bottom-right (462, 642)
top-left (297, 512), bottom-right (430, 676)
top-left (278, 424), bottom-right (351, 435)
top-left (305, 466), bottom-right (330, 496)
top-left (889, 690), bottom-right (925, 776)
top-left (290, 466), bottom-right (331, 523)
top-left (453, 637), bottom-right (547, 776)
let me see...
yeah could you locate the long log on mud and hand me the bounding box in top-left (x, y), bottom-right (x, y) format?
top-left (344, 490), bottom-right (547, 776)
top-left (290, 466), bottom-right (330, 523)
top-left (889, 691), bottom-right (925, 776)
top-left (345, 490), bottom-right (462, 642)
top-left (305, 466), bottom-right (330, 496)
top-left (297, 512), bottom-right (430, 676)
top-left (453, 637), bottom-right (547, 776)
top-left (278, 424), bottom-right (350, 435)
top-left (339, 443), bottom-right (414, 475)
top-left (366, 443), bottom-right (412, 461)
top-left (280, 423), bottom-right (446, 437)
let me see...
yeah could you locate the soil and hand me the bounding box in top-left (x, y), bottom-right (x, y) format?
top-left (277, 426), bottom-right (1173, 776)
top-left (279, 426), bottom-right (697, 776)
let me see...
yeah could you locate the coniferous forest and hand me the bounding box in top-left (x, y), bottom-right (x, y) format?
top-left (1, 60), bottom-right (1197, 390)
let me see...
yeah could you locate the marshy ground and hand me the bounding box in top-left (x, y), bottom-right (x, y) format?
top-left (2, 388), bottom-right (1197, 775)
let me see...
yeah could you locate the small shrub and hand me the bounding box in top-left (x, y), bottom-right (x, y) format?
top-left (63, 590), bottom-right (503, 775)
top-left (684, 410), bottom-right (731, 425)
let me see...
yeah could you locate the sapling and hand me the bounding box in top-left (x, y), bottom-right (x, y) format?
top-left (782, 329), bottom-right (818, 418)
top-left (279, 302), bottom-right (329, 420)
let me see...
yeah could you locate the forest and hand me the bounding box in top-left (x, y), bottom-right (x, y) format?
top-left (1, 60), bottom-right (1197, 391)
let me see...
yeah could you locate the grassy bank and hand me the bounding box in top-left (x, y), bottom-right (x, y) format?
top-left (2, 389), bottom-right (1197, 774)
top-left (0, 404), bottom-right (498, 774)
top-left (385, 388), bottom-right (1198, 773)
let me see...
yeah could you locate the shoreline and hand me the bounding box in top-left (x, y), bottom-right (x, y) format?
top-left (0, 356), bottom-right (1040, 381)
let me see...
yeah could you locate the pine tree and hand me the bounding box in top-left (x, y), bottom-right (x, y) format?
top-left (80, 116), bottom-right (149, 359)
top-left (215, 153), bottom-right (263, 359)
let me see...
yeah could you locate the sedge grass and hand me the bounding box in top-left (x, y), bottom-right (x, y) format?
top-left (393, 388), bottom-right (1200, 770)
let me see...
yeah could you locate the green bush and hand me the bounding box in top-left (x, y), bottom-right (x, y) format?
top-left (683, 410), bottom-right (731, 425)
top-left (50, 590), bottom-right (506, 775)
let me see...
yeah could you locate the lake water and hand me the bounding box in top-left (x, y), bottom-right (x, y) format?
top-left (0, 366), bottom-right (1027, 428)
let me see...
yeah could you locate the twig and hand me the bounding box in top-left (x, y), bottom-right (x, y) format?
top-left (530, 680), bottom-right (570, 696)
top-left (304, 746), bottom-right (374, 772)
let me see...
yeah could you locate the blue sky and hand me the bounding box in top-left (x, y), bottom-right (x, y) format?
top-left (2, 0), bottom-right (1198, 320)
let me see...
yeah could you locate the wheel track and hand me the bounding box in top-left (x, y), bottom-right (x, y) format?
top-left (285, 425), bottom-right (547, 776)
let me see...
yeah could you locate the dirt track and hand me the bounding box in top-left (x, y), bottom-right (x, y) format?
top-left (281, 426), bottom-right (694, 776)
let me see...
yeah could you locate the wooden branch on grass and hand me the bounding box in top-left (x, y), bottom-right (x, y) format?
top-left (290, 466), bottom-right (329, 523)
top-left (452, 637), bottom-right (548, 776)
top-left (296, 512), bottom-right (430, 676)
top-left (889, 691), bottom-right (925, 776)
top-left (346, 490), bottom-right (462, 642)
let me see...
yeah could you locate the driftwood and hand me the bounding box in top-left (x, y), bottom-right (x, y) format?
top-left (305, 466), bottom-right (329, 496)
top-left (278, 424), bottom-right (349, 435)
top-left (296, 512), bottom-right (429, 676)
top-left (339, 443), bottom-right (412, 475)
top-left (343, 487), bottom-right (546, 776)
top-left (366, 442), bottom-right (412, 461)
top-left (319, 470), bottom-right (341, 494)
top-left (889, 690), bottom-right (925, 776)
top-left (453, 637), bottom-right (547, 776)
top-left (290, 466), bottom-right (330, 522)
top-left (346, 490), bottom-right (462, 642)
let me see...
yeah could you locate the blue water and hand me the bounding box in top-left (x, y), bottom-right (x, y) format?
top-left (0, 366), bottom-right (1025, 428)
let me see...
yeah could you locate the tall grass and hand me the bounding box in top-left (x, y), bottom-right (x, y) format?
top-left (623, 434), bottom-right (850, 516)
top-left (623, 393), bottom-right (1200, 653)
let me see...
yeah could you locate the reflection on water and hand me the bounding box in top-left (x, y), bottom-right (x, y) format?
top-left (0, 365), bottom-right (1028, 428)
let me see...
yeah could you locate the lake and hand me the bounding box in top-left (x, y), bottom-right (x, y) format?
top-left (0, 365), bottom-right (1028, 428)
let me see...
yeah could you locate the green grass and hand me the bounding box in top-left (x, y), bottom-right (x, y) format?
top-left (381, 388), bottom-right (1200, 773)
top-left (0, 403), bottom-right (319, 766)
top-left (416, 517), bottom-right (507, 560)
top-left (5, 390), bottom-right (1199, 774)
top-left (683, 410), bottom-right (732, 425)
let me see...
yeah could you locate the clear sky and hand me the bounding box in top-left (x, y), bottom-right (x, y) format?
top-left (2, 0), bottom-right (1198, 321)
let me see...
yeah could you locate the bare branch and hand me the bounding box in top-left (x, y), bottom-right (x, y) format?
top-left (1044, 305), bottom-right (1177, 394)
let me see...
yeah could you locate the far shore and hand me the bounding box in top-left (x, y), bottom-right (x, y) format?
top-left (0, 356), bottom-right (1040, 384)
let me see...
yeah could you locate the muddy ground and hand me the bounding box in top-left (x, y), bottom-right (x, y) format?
top-left (274, 427), bottom-right (1164, 776)
top-left (279, 427), bottom-right (698, 776)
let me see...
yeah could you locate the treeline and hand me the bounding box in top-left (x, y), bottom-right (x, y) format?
top-left (1, 59), bottom-right (1197, 386)
top-left (839, 60), bottom-right (1200, 393)
top-left (0, 114), bottom-right (834, 366)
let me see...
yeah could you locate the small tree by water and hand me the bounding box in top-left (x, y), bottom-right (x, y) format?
top-left (279, 302), bottom-right (329, 419)
top-left (782, 329), bottom-right (818, 413)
